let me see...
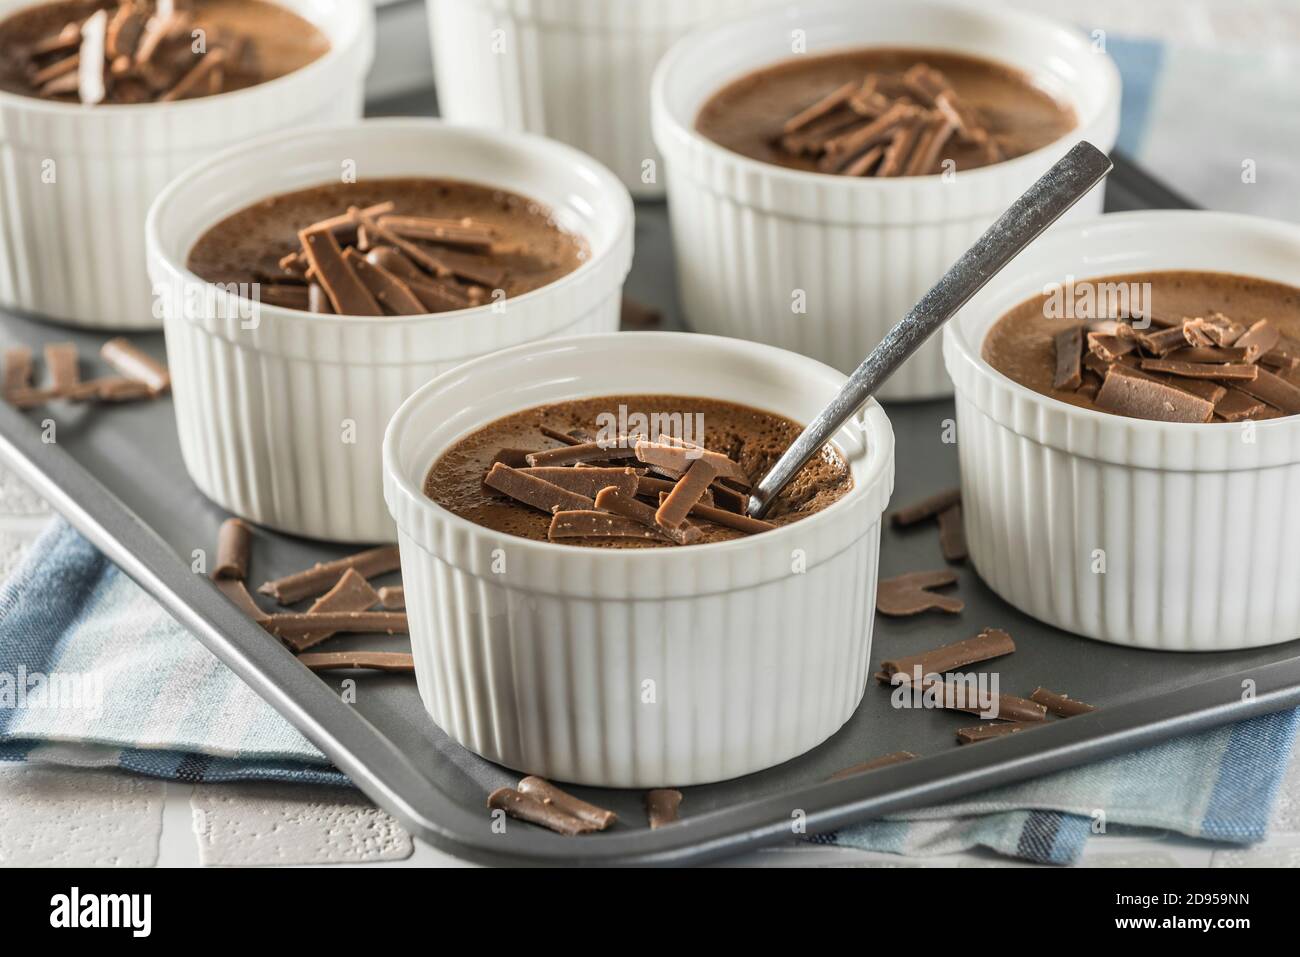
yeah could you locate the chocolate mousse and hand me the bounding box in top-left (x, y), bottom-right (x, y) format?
top-left (696, 49), bottom-right (1076, 178)
top-left (186, 178), bottom-right (589, 315)
top-left (983, 271), bottom-right (1300, 422)
top-left (423, 395), bottom-right (855, 548)
top-left (0, 0), bottom-right (329, 104)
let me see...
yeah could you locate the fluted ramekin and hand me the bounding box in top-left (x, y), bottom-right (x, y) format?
top-left (0, 0), bottom-right (373, 330)
top-left (652, 0), bottom-right (1120, 399)
top-left (383, 331), bottom-right (895, 786)
top-left (426, 0), bottom-right (772, 198)
top-left (945, 211), bottom-right (1300, 651)
top-left (147, 119), bottom-right (633, 543)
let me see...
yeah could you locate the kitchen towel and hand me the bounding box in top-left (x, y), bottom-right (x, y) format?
top-left (2, 518), bottom-right (1297, 864)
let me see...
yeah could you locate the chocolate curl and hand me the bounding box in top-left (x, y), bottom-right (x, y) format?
top-left (890, 487), bottom-right (961, 526)
top-left (285, 568), bottom-right (383, 653)
top-left (516, 777), bottom-right (617, 830)
top-left (3, 347), bottom-right (33, 398)
top-left (645, 789), bottom-right (683, 829)
top-left (655, 459), bottom-right (717, 530)
top-left (212, 518), bottom-right (251, 580)
top-left (257, 545), bottom-right (401, 604)
top-left (377, 586), bottom-right (404, 610)
top-left (215, 578), bottom-right (268, 622)
top-left (879, 627), bottom-right (1014, 679)
top-left (1030, 687), bottom-right (1097, 718)
top-left (876, 569), bottom-right (963, 616)
top-left (548, 509), bottom-right (671, 543)
top-left (594, 486), bottom-right (699, 545)
top-left (44, 342), bottom-right (80, 392)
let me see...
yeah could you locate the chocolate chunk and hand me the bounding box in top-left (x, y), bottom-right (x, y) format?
top-left (1030, 687), bottom-right (1096, 717)
top-left (538, 425), bottom-right (584, 446)
top-left (487, 787), bottom-right (595, 836)
top-left (656, 459), bottom-right (717, 530)
top-left (215, 578), bottom-right (268, 622)
top-left (31, 21), bottom-right (81, 58)
top-left (306, 202), bottom-right (397, 242)
top-left (1233, 319), bottom-right (1280, 363)
top-left (841, 144), bottom-right (885, 177)
top-left (100, 337), bottom-right (169, 395)
top-left (879, 627), bottom-right (1014, 679)
top-left (519, 466), bottom-right (639, 499)
top-left (261, 611), bottom-right (407, 640)
top-left (1194, 312), bottom-right (1246, 347)
top-left (890, 487), bottom-right (961, 526)
top-left (956, 721), bottom-right (1038, 744)
top-left (257, 546), bottom-right (401, 605)
top-left (1163, 375), bottom-right (1226, 405)
top-left (1052, 324), bottom-right (1084, 389)
top-left (299, 226), bottom-right (382, 316)
top-left (526, 441), bottom-right (636, 467)
top-left (1214, 388), bottom-right (1267, 422)
top-left (377, 586), bottom-right (404, 610)
top-left (876, 569), bottom-right (963, 616)
top-left (1233, 366), bottom-right (1300, 415)
top-left (517, 777), bottom-right (617, 830)
top-left (548, 509), bottom-right (672, 542)
top-left (295, 652), bottom-right (415, 674)
top-left (2, 347), bottom-right (33, 398)
top-left (1139, 358), bottom-right (1259, 381)
top-left (1164, 346), bottom-right (1251, 365)
top-left (937, 504), bottom-right (967, 562)
top-left (212, 518), bottom-right (251, 581)
top-left (828, 751), bottom-right (919, 780)
top-left (1094, 365), bottom-right (1214, 423)
top-left (875, 121), bottom-right (923, 178)
top-left (484, 462), bottom-right (593, 514)
top-left (593, 487), bottom-right (699, 545)
top-left (285, 569), bottom-right (383, 652)
top-left (645, 789), bottom-right (683, 829)
top-left (343, 248), bottom-right (426, 315)
top-left (823, 101), bottom-right (919, 162)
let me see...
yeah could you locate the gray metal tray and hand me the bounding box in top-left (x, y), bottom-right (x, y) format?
top-left (2, 146), bottom-right (1299, 867)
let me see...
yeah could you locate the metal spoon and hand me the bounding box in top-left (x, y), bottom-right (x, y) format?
top-left (746, 140), bottom-right (1114, 519)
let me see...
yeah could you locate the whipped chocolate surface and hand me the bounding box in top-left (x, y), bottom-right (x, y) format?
top-left (0, 0), bottom-right (329, 104)
top-left (187, 177), bottom-right (589, 315)
top-left (984, 271), bottom-right (1300, 422)
top-left (696, 48), bottom-right (1075, 177)
top-left (424, 395), bottom-right (855, 548)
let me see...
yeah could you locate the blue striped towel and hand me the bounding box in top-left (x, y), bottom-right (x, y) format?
top-left (3, 518), bottom-right (1297, 864)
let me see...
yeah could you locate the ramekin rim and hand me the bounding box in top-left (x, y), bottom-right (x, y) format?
top-left (650, 0), bottom-right (1121, 191)
top-left (0, 0), bottom-right (374, 116)
top-left (944, 208), bottom-right (1300, 435)
top-left (382, 331), bottom-right (895, 561)
top-left (143, 117), bottom-right (635, 329)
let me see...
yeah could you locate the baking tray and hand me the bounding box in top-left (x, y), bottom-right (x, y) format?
top-left (3, 127), bottom-right (1299, 863)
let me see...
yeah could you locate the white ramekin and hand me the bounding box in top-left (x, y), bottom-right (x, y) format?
top-left (383, 331), bottom-right (895, 786)
top-left (0, 0), bottom-right (374, 330)
top-left (426, 0), bottom-right (773, 198)
top-left (147, 119), bottom-right (633, 543)
top-left (944, 211), bottom-right (1300, 652)
top-left (652, 0), bottom-right (1121, 400)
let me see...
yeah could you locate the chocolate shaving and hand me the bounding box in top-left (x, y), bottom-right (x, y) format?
top-left (1139, 358), bottom-right (1259, 381)
top-left (594, 487), bottom-right (699, 545)
top-left (520, 466), bottom-right (639, 499)
top-left (1134, 325), bottom-right (1190, 356)
top-left (285, 568), bottom-right (384, 653)
top-left (1234, 366), bottom-right (1300, 415)
top-left (377, 585), bottom-right (404, 610)
top-left (257, 545), bottom-right (401, 604)
top-left (1094, 365), bottom-right (1214, 423)
top-left (956, 721), bottom-right (1038, 744)
top-left (1165, 346), bottom-right (1251, 365)
top-left (526, 441), bottom-right (636, 467)
top-left (783, 80), bottom-right (859, 134)
top-left (937, 504), bottom-right (967, 562)
top-left (2, 347), bottom-right (33, 398)
top-left (296, 652), bottom-right (415, 674)
top-left (298, 227), bottom-right (382, 316)
top-left (215, 578), bottom-right (268, 622)
top-left (879, 627), bottom-right (1014, 679)
top-left (890, 487), bottom-right (961, 526)
top-left (212, 518), bottom-right (251, 581)
top-left (655, 459), bottom-right (717, 530)
top-left (876, 569), bottom-right (963, 616)
top-left (44, 342), bottom-right (79, 392)
top-left (516, 776), bottom-right (617, 830)
top-left (484, 463), bottom-right (593, 514)
top-left (891, 675), bottom-right (1047, 722)
top-left (1052, 324), bottom-right (1084, 389)
top-left (100, 337), bottom-right (170, 395)
top-left (828, 751), bottom-right (918, 780)
top-left (105, 3), bottom-right (146, 60)
top-left (548, 510), bottom-right (670, 542)
top-left (1030, 687), bottom-right (1096, 717)
top-left (487, 787), bottom-right (595, 836)
top-left (645, 789), bottom-right (683, 829)
top-left (261, 611), bottom-right (407, 640)
top-left (1088, 332), bottom-right (1137, 362)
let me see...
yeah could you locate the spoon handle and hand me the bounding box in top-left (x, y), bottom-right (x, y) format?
top-left (746, 140), bottom-right (1114, 519)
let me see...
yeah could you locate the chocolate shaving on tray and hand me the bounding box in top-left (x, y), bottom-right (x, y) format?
top-left (645, 789), bottom-right (683, 829)
top-left (257, 545), bottom-right (401, 604)
top-left (1094, 364), bottom-right (1214, 423)
top-left (516, 776), bottom-right (617, 830)
top-left (2, 347), bottom-right (32, 398)
top-left (261, 611), bottom-right (408, 641)
top-left (594, 487), bottom-right (699, 545)
top-left (890, 675), bottom-right (1048, 722)
top-left (64, 377), bottom-right (153, 403)
top-left (519, 466), bottom-right (639, 499)
top-left (1030, 687), bottom-right (1097, 717)
top-left (879, 627), bottom-right (1015, 679)
top-left (525, 440), bottom-right (637, 467)
top-left (1233, 366), bottom-right (1300, 415)
top-left (484, 463), bottom-right (594, 514)
top-left (284, 568), bottom-right (384, 653)
top-left (44, 342), bottom-right (79, 392)
top-left (296, 652), bottom-right (415, 674)
top-left (1052, 324), bottom-right (1084, 389)
top-left (890, 487), bottom-right (961, 527)
top-left (956, 721), bottom-right (1038, 744)
top-left (487, 787), bottom-right (596, 836)
top-left (100, 337), bottom-right (170, 395)
top-left (215, 578), bottom-right (268, 622)
top-left (212, 518), bottom-right (251, 580)
top-left (876, 569), bottom-right (963, 616)
top-left (1139, 358), bottom-right (1259, 381)
top-left (656, 459), bottom-right (717, 530)
top-left (937, 504), bottom-right (967, 562)
top-left (828, 751), bottom-right (919, 781)
top-left (548, 509), bottom-right (673, 543)
top-left (377, 585), bottom-right (404, 610)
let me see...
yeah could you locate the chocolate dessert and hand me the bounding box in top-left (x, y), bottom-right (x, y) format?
top-left (423, 395), bottom-right (855, 548)
top-left (983, 271), bottom-right (1300, 422)
top-left (187, 178), bottom-right (589, 316)
top-left (0, 0), bottom-right (329, 104)
top-left (696, 49), bottom-right (1076, 178)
